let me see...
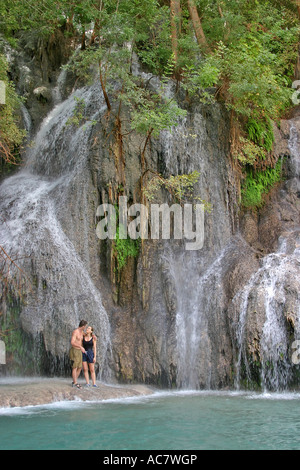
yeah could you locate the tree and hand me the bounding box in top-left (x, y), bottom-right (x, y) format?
top-left (65, 0), bottom-right (188, 188)
top-left (170, 0), bottom-right (182, 64)
top-left (293, 0), bottom-right (300, 79)
top-left (1, 0), bottom-right (299, 194)
top-left (187, 0), bottom-right (210, 52)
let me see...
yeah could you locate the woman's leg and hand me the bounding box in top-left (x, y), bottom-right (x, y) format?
top-left (89, 362), bottom-right (96, 385)
top-left (82, 361), bottom-right (90, 384)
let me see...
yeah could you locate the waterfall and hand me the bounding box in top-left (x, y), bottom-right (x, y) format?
top-left (171, 249), bottom-right (222, 390)
top-left (0, 80), bottom-right (112, 378)
top-left (160, 113), bottom-right (300, 391)
top-left (158, 106), bottom-right (234, 390)
top-left (232, 119), bottom-right (300, 391)
top-left (163, 247), bottom-right (210, 389)
top-left (1, 55), bottom-right (299, 389)
top-left (20, 103), bottom-right (32, 135)
top-left (165, 237), bottom-right (245, 390)
top-left (233, 235), bottom-right (300, 391)
top-left (52, 67), bottom-right (68, 105)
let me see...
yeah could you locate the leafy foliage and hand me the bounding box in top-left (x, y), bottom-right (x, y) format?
top-left (0, 0), bottom-right (298, 205)
top-left (234, 137), bottom-right (267, 167)
top-left (131, 96), bottom-right (187, 139)
top-left (241, 159), bottom-right (284, 209)
top-left (143, 170), bottom-right (211, 211)
top-left (247, 118), bottom-right (274, 153)
top-left (182, 1), bottom-right (298, 172)
top-left (0, 53), bottom-right (26, 168)
top-left (114, 225), bottom-right (140, 271)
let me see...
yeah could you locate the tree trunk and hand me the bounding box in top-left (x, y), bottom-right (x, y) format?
top-left (81, 31), bottom-right (86, 50)
top-left (296, 0), bottom-right (300, 19)
top-left (187, 0), bottom-right (210, 53)
top-left (170, 0), bottom-right (181, 64)
top-left (294, 1), bottom-right (300, 79)
top-left (99, 64), bottom-right (111, 111)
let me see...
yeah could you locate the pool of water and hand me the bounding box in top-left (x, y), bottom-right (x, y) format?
top-left (1, 390), bottom-right (300, 450)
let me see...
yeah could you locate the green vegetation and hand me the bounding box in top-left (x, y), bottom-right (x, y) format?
top-left (247, 118), bottom-right (274, 153)
top-left (114, 225), bottom-right (140, 271)
top-left (241, 159), bottom-right (284, 209)
top-left (65, 96), bottom-right (86, 127)
top-left (143, 169), bottom-right (211, 211)
top-left (0, 0), bottom-right (299, 205)
top-left (0, 53), bottom-right (26, 170)
top-left (144, 170), bottom-right (201, 203)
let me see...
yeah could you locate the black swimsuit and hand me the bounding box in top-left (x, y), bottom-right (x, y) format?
top-left (82, 337), bottom-right (94, 363)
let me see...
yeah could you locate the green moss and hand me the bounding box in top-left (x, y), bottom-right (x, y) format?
top-left (241, 159), bottom-right (284, 209)
top-left (114, 224), bottom-right (140, 271)
top-left (247, 118), bottom-right (274, 153)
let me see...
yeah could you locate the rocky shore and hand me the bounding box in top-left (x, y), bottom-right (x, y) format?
top-left (0, 378), bottom-right (154, 408)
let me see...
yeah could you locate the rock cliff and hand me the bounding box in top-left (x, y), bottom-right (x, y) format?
top-left (1, 39), bottom-right (299, 391)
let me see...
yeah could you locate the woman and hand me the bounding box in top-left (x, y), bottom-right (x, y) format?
top-left (82, 326), bottom-right (98, 387)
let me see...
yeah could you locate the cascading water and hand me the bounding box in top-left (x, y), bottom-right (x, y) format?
top-left (233, 233), bottom-right (300, 391)
top-left (158, 108), bottom-right (235, 390)
top-left (163, 247), bottom-right (211, 389)
top-left (0, 80), bottom-right (112, 377)
top-left (232, 119), bottom-right (300, 392)
top-left (169, 248), bottom-right (223, 390)
top-left (1, 55), bottom-right (299, 390)
top-left (163, 234), bottom-right (257, 390)
top-left (160, 113), bottom-right (300, 392)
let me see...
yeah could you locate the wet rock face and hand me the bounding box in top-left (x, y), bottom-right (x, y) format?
top-left (4, 30), bottom-right (76, 134)
top-left (1, 45), bottom-right (300, 390)
top-left (106, 101), bottom-right (240, 388)
top-left (0, 72), bottom-right (239, 385)
top-left (0, 85), bottom-right (112, 378)
top-left (229, 119), bottom-right (300, 391)
top-left (228, 230), bottom-right (300, 391)
top-left (77, 109), bottom-right (300, 390)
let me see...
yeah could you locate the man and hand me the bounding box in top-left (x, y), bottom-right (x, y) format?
top-left (69, 320), bottom-right (87, 389)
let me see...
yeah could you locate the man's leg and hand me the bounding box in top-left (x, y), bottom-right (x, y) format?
top-left (72, 367), bottom-right (78, 384)
top-left (76, 367), bottom-right (82, 381)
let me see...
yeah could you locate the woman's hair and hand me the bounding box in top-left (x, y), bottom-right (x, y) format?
top-left (84, 326), bottom-right (94, 336)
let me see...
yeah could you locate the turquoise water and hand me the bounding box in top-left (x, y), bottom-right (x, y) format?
top-left (1, 390), bottom-right (300, 450)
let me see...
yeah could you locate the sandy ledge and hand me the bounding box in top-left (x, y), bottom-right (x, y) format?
top-left (0, 378), bottom-right (155, 408)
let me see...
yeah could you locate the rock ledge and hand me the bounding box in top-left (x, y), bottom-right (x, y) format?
top-left (0, 378), bottom-right (154, 408)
